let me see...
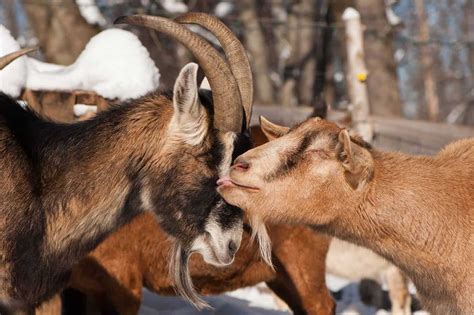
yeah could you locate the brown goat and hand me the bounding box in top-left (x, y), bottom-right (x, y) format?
top-left (218, 117), bottom-right (474, 315)
top-left (0, 13), bottom-right (261, 313)
top-left (69, 212), bottom-right (334, 315)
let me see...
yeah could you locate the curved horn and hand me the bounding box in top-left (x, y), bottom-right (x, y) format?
top-left (175, 13), bottom-right (254, 129)
top-left (115, 15), bottom-right (243, 133)
top-left (0, 47), bottom-right (37, 70)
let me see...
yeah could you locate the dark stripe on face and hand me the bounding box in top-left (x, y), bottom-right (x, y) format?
top-left (265, 131), bottom-right (317, 181)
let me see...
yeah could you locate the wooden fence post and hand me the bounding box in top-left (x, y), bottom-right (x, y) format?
top-left (342, 7), bottom-right (373, 142)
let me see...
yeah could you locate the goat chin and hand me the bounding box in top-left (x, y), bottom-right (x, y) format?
top-left (169, 242), bottom-right (210, 310)
top-left (249, 215), bottom-right (273, 269)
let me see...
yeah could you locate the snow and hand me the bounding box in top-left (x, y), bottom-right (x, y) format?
top-left (1, 26), bottom-right (160, 101)
top-left (74, 104), bottom-right (97, 117)
top-left (0, 25), bottom-right (28, 98)
top-left (225, 283), bottom-right (288, 311)
top-left (160, 0), bottom-right (188, 14)
top-left (28, 58), bottom-right (66, 72)
top-left (26, 29), bottom-right (160, 101)
top-left (138, 287), bottom-right (289, 315)
top-left (342, 7), bottom-right (361, 21)
top-left (214, 2), bottom-right (234, 18)
top-left (138, 279), bottom-right (427, 315)
top-left (76, 0), bottom-right (107, 27)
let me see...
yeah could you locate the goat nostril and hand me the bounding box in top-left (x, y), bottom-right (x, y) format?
top-left (233, 161), bottom-right (250, 171)
top-left (228, 240), bottom-right (237, 254)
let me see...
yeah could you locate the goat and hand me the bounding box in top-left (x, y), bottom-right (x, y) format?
top-left (0, 13), bottom-right (259, 314)
top-left (218, 117), bottom-right (474, 315)
top-left (68, 212), bottom-right (335, 315)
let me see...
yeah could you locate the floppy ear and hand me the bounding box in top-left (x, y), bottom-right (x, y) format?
top-left (337, 130), bottom-right (373, 189)
top-left (172, 63), bottom-right (208, 145)
top-left (259, 116), bottom-right (290, 141)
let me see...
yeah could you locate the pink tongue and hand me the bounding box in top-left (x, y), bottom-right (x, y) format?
top-left (217, 177), bottom-right (232, 186)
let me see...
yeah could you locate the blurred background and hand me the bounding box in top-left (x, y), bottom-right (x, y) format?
top-left (1, 0), bottom-right (473, 124)
top-left (1, 1), bottom-right (473, 314)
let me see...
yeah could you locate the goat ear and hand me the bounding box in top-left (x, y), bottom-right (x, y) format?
top-left (259, 116), bottom-right (290, 141)
top-left (337, 130), bottom-right (373, 189)
top-left (172, 63), bottom-right (208, 145)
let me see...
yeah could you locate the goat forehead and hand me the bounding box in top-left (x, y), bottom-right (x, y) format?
top-left (210, 200), bottom-right (243, 230)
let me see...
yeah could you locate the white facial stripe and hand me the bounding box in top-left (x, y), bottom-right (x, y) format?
top-left (191, 207), bottom-right (243, 266)
top-left (140, 185), bottom-right (153, 211)
top-left (218, 131), bottom-right (237, 177)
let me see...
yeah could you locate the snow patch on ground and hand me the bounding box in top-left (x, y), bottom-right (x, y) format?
top-left (0, 25), bottom-right (28, 97)
top-left (139, 288), bottom-right (289, 315)
top-left (225, 283), bottom-right (287, 311)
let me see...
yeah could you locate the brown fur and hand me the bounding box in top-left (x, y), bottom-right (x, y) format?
top-left (69, 212), bottom-right (335, 315)
top-left (0, 63), bottom-right (245, 312)
top-left (219, 118), bottom-right (474, 315)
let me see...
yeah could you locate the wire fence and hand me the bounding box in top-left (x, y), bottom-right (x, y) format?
top-left (9, 0), bottom-right (474, 46)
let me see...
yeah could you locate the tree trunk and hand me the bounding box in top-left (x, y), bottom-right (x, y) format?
top-left (296, 0), bottom-right (317, 106)
top-left (3, 0), bottom-right (19, 38)
top-left (22, 0), bottom-right (100, 65)
top-left (240, 0), bottom-right (275, 105)
top-left (280, 1), bottom-right (300, 107)
top-left (343, 8), bottom-right (373, 142)
top-left (414, 0), bottom-right (439, 121)
top-left (355, 0), bottom-right (402, 117)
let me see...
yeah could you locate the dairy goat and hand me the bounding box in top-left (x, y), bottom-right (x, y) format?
top-left (0, 13), bottom-right (260, 314)
top-left (219, 117), bottom-right (473, 315)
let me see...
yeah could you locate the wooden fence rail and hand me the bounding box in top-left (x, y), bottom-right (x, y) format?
top-left (252, 105), bottom-right (474, 154)
top-left (19, 90), bottom-right (474, 156)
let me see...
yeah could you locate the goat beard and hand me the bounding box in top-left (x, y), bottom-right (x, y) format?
top-left (169, 242), bottom-right (210, 310)
top-left (249, 214), bottom-right (274, 269)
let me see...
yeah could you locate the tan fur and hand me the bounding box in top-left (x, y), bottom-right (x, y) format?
top-left (219, 118), bottom-right (474, 315)
top-left (35, 295), bottom-right (61, 315)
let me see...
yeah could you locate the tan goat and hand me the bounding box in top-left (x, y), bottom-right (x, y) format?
top-left (218, 117), bottom-right (474, 315)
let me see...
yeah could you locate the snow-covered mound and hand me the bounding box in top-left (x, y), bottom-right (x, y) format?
top-left (26, 29), bottom-right (160, 100)
top-left (0, 25), bottom-right (28, 97)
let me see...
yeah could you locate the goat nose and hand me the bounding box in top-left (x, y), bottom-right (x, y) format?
top-left (228, 240), bottom-right (238, 255)
top-left (233, 159), bottom-right (250, 171)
